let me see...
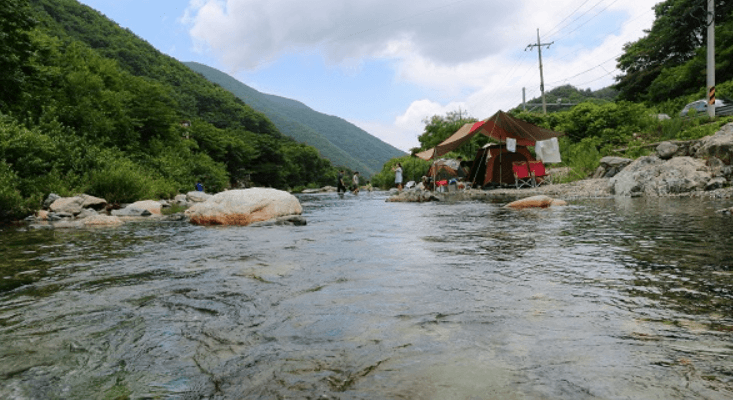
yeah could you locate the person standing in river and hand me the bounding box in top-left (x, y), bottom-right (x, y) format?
top-left (392, 163), bottom-right (403, 190)
top-left (337, 170), bottom-right (347, 194)
top-left (352, 171), bottom-right (360, 194)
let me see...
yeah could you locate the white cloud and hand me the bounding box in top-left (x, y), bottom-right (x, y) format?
top-left (183, 0), bottom-right (530, 69)
top-left (352, 98), bottom-right (470, 152)
top-left (183, 0), bottom-right (658, 151)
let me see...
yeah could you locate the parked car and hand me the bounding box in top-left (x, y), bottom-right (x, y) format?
top-left (680, 99), bottom-right (733, 116)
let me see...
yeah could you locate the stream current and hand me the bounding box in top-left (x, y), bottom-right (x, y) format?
top-left (0, 192), bottom-right (732, 399)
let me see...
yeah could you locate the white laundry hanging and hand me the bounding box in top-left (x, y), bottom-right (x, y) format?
top-left (506, 138), bottom-right (516, 153)
top-left (535, 137), bottom-right (561, 163)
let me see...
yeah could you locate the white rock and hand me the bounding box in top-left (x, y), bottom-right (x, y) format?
top-left (185, 188), bottom-right (303, 226)
top-left (187, 191), bottom-right (212, 203)
top-left (127, 200), bottom-right (162, 215)
top-left (83, 215), bottom-right (124, 226)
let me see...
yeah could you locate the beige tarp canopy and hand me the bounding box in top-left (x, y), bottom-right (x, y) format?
top-left (415, 110), bottom-right (564, 160)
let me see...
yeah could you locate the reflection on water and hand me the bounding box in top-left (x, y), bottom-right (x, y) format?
top-left (0, 193), bottom-right (731, 399)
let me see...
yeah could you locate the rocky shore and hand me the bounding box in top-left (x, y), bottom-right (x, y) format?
top-left (23, 188), bottom-right (306, 230)
top-left (388, 122), bottom-right (733, 213)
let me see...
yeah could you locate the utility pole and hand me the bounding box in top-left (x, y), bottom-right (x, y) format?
top-left (526, 29), bottom-right (553, 114)
top-left (522, 87), bottom-right (526, 111)
top-left (707, 0), bottom-right (715, 118)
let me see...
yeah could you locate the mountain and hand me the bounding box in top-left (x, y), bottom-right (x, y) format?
top-left (185, 62), bottom-right (406, 177)
top-left (514, 84), bottom-right (619, 113)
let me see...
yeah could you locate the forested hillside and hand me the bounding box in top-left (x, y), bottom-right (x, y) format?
top-left (185, 62), bottom-right (406, 177)
top-left (516, 85), bottom-right (619, 113)
top-left (0, 0), bottom-right (340, 220)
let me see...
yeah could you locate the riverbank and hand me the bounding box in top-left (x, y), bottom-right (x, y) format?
top-left (387, 178), bottom-right (733, 203)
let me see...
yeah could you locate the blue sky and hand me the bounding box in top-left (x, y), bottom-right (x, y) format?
top-left (78, 0), bottom-right (657, 151)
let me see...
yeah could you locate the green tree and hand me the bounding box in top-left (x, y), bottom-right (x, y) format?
top-left (0, 0), bottom-right (37, 110)
top-left (417, 111), bottom-right (478, 154)
top-left (615, 0), bottom-right (733, 101)
top-left (372, 156), bottom-right (432, 189)
top-left (0, 160), bottom-right (25, 220)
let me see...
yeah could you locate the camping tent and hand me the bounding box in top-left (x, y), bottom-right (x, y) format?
top-left (467, 144), bottom-right (535, 187)
top-left (427, 158), bottom-right (465, 181)
top-left (415, 110), bottom-right (564, 161)
top-left (414, 110), bottom-right (564, 188)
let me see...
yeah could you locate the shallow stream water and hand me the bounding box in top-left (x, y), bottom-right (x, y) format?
top-left (1, 192), bottom-right (732, 399)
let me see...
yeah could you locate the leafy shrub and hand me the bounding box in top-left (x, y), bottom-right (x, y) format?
top-left (86, 157), bottom-right (160, 203)
top-left (372, 156), bottom-right (431, 189)
top-left (558, 137), bottom-right (602, 182)
top-left (554, 101), bottom-right (655, 147)
top-left (676, 118), bottom-right (733, 140)
top-left (0, 160), bottom-right (25, 220)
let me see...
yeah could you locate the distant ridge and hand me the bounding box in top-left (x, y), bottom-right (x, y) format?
top-left (185, 62), bottom-right (406, 176)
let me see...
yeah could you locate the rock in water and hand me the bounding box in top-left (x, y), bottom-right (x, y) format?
top-left (505, 195), bottom-right (557, 209)
top-left (185, 188), bottom-right (303, 226)
top-left (127, 200), bottom-right (162, 215)
top-left (83, 215), bottom-right (124, 226)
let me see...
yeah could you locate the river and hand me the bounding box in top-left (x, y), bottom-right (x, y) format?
top-left (1, 192), bottom-right (732, 399)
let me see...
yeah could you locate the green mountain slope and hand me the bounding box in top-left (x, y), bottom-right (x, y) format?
top-left (185, 62), bottom-right (406, 176)
top-left (514, 84), bottom-right (619, 113)
top-left (0, 0), bottom-right (343, 218)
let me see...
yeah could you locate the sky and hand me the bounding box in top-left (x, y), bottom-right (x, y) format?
top-left (78, 0), bottom-right (659, 152)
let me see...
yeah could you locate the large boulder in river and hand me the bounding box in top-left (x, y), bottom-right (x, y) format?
top-left (49, 194), bottom-right (107, 215)
top-left (185, 188), bottom-right (303, 226)
top-left (610, 156), bottom-right (711, 196)
top-left (695, 122), bottom-right (733, 164)
top-left (126, 200), bottom-right (162, 215)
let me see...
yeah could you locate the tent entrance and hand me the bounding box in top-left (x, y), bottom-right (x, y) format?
top-left (469, 144), bottom-right (536, 187)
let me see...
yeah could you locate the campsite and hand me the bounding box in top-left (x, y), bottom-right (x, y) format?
top-left (413, 110), bottom-right (564, 191)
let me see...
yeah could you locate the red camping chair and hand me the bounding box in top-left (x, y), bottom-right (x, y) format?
top-left (512, 161), bottom-right (533, 188)
top-left (528, 160), bottom-right (550, 186)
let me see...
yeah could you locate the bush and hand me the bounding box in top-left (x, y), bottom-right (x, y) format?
top-left (558, 137), bottom-right (602, 182)
top-left (86, 157), bottom-right (166, 203)
top-left (372, 156), bottom-right (431, 189)
top-left (0, 160), bottom-right (25, 220)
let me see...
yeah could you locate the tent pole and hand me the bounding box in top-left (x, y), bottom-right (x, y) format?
top-left (432, 160), bottom-right (436, 193)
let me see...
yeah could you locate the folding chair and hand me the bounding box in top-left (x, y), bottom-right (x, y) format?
top-left (512, 161), bottom-right (533, 188)
top-left (528, 160), bottom-right (550, 186)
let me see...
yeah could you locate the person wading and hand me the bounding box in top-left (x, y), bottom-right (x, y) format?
top-left (392, 163), bottom-right (403, 190)
top-left (352, 171), bottom-right (360, 194)
top-left (337, 170), bottom-right (347, 194)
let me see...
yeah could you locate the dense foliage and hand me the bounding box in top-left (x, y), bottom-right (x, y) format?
top-left (0, 0), bottom-right (342, 220)
top-left (616, 0), bottom-right (733, 103)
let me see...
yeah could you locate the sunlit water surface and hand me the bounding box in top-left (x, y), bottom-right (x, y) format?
top-left (1, 192), bottom-right (732, 399)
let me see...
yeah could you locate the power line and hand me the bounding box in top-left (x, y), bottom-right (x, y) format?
top-left (546, 53), bottom-right (619, 86)
top-left (543, 0), bottom-right (594, 38)
top-left (545, 0), bottom-right (608, 41)
top-left (550, 0), bottom-right (621, 43)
